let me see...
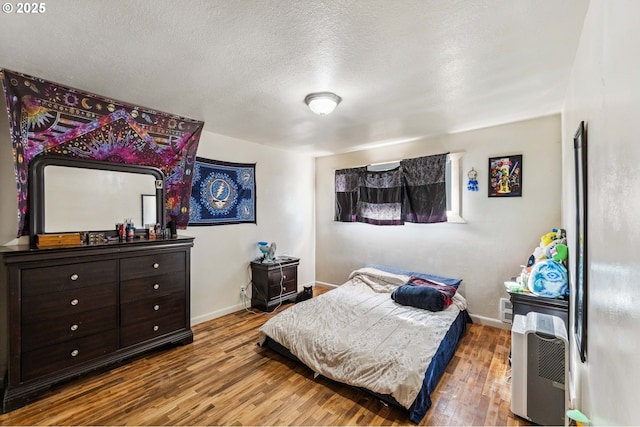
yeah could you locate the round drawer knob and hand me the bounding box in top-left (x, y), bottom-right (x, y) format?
top-left (70, 299), bottom-right (79, 306)
top-left (154, 304), bottom-right (160, 311)
top-left (283, 275), bottom-right (287, 279)
top-left (70, 324), bottom-right (79, 331)
top-left (153, 263), bottom-right (160, 269)
top-left (70, 274), bottom-right (79, 281)
top-left (153, 325), bottom-right (159, 332)
top-left (153, 283), bottom-right (160, 290)
top-left (71, 349), bottom-right (79, 357)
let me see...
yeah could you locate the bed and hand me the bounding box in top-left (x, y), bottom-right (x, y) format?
top-left (258, 265), bottom-right (471, 424)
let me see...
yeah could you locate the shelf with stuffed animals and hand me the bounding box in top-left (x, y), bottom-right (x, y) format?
top-left (505, 228), bottom-right (569, 300)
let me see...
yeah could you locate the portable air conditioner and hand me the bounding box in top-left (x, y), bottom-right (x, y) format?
top-left (511, 312), bottom-right (568, 426)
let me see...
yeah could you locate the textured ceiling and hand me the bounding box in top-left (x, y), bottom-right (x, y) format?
top-left (0, 0), bottom-right (588, 156)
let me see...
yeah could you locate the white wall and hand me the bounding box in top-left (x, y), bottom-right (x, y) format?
top-left (186, 131), bottom-right (315, 324)
top-left (0, 123), bottom-right (316, 324)
top-left (561, 1), bottom-right (640, 424)
top-left (316, 115), bottom-right (562, 325)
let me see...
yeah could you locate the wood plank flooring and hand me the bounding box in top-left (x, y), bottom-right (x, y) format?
top-left (0, 285), bottom-right (531, 426)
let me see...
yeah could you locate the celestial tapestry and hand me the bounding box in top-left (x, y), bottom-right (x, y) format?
top-left (0, 69), bottom-right (204, 237)
top-left (189, 157), bottom-right (256, 226)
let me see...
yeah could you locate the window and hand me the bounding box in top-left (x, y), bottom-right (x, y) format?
top-left (335, 152), bottom-right (465, 224)
top-left (446, 152), bottom-right (465, 223)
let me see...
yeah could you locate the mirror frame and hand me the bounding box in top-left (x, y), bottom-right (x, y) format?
top-left (29, 155), bottom-right (166, 243)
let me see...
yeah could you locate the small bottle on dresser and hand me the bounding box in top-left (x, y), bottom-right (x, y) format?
top-left (126, 219), bottom-right (135, 240)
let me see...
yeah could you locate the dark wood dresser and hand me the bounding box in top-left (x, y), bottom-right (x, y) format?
top-left (0, 236), bottom-right (194, 412)
top-left (250, 257), bottom-right (299, 311)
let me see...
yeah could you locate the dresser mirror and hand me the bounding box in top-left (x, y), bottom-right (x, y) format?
top-left (29, 155), bottom-right (166, 241)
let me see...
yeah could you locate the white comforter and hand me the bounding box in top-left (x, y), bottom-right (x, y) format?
top-left (258, 267), bottom-right (467, 409)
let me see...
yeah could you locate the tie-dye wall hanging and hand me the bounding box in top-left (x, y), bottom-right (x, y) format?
top-left (0, 69), bottom-right (204, 237)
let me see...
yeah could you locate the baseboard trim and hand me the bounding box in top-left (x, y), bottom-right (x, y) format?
top-left (191, 304), bottom-right (246, 326)
top-left (470, 314), bottom-right (511, 330)
top-left (191, 281), bottom-right (317, 326)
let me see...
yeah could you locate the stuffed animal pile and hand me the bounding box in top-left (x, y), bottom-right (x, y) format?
top-left (516, 228), bottom-right (569, 298)
top-left (528, 228), bottom-right (568, 267)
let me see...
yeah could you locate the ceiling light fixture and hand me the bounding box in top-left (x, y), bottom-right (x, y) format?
top-left (304, 92), bottom-right (342, 116)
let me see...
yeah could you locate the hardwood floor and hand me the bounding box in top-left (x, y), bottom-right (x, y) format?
top-left (0, 285), bottom-right (531, 426)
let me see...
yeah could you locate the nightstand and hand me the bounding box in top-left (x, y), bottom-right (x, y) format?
top-left (250, 257), bottom-right (300, 312)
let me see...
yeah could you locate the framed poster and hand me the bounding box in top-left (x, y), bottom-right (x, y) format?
top-left (488, 154), bottom-right (522, 197)
top-left (574, 121), bottom-right (588, 362)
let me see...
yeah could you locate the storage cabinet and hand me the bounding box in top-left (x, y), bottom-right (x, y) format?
top-left (0, 237), bottom-right (194, 412)
top-left (509, 291), bottom-right (569, 331)
top-left (250, 257), bottom-right (300, 311)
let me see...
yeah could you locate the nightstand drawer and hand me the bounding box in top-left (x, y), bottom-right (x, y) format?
top-left (267, 266), bottom-right (297, 286)
top-left (268, 279), bottom-right (297, 299)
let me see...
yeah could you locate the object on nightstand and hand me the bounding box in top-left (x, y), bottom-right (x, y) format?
top-left (257, 241), bottom-right (277, 263)
top-left (504, 280), bottom-right (526, 293)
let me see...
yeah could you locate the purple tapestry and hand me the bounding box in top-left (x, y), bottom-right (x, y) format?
top-left (1, 69), bottom-right (204, 237)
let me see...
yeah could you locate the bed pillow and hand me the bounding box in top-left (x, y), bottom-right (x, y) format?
top-left (366, 264), bottom-right (463, 289)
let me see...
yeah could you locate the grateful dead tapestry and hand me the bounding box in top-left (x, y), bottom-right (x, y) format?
top-left (0, 69), bottom-right (204, 237)
top-left (189, 157), bottom-right (256, 226)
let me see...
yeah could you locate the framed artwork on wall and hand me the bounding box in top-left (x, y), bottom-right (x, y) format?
top-left (574, 121), bottom-right (588, 362)
top-left (488, 154), bottom-right (522, 197)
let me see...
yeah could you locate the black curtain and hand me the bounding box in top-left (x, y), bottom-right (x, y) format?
top-left (357, 167), bottom-right (403, 225)
top-left (334, 153), bottom-right (448, 225)
top-left (401, 153), bottom-right (448, 223)
top-left (335, 167), bottom-right (365, 222)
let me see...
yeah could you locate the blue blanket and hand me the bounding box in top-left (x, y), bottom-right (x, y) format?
top-left (391, 277), bottom-right (457, 312)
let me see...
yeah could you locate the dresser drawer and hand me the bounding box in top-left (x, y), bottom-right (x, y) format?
top-left (120, 252), bottom-right (185, 281)
top-left (120, 293), bottom-right (186, 326)
top-left (120, 310), bottom-right (187, 348)
top-left (120, 271), bottom-right (186, 303)
top-left (21, 330), bottom-right (118, 381)
top-left (21, 260), bottom-right (117, 297)
top-left (22, 306), bottom-right (117, 352)
top-left (22, 284), bottom-right (116, 322)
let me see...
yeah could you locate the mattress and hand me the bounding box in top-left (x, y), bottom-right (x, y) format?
top-left (258, 267), bottom-right (471, 423)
